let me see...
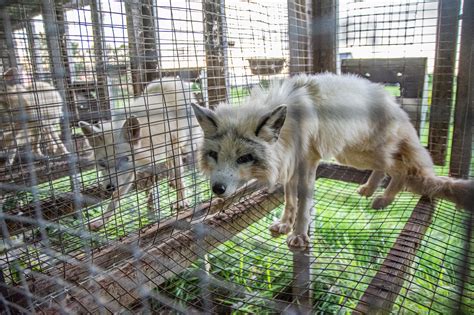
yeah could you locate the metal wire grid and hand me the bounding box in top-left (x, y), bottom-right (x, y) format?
top-left (0, 0), bottom-right (472, 313)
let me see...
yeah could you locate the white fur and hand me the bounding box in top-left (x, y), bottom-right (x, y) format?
top-left (0, 70), bottom-right (68, 165)
top-left (193, 73), bottom-right (473, 250)
top-left (80, 77), bottom-right (201, 230)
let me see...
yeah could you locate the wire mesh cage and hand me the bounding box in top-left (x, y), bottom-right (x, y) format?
top-left (0, 0), bottom-right (472, 313)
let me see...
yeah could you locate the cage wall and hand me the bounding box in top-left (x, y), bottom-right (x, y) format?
top-left (0, 0), bottom-right (472, 314)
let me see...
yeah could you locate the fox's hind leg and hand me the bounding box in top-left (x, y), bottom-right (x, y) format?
top-left (358, 170), bottom-right (385, 197)
top-left (270, 175), bottom-right (297, 236)
top-left (30, 128), bottom-right (45, 159)
top-left (372, 174), bottom-right (405, 209)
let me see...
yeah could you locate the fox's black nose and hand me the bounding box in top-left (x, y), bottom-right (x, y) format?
top-left (106, 184), bottom-right (116, 192)
top-left (212, 183), bottom-right (226, 195)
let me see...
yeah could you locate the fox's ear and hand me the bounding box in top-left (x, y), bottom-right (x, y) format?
top-left (191, 103), bottom-right (218, 136)
top-left (79, 121), bottom-right (104, 146)
top-left (122, 115), bottom-right (141, 145)
top-left (255, 105), bottom-right (287, 142)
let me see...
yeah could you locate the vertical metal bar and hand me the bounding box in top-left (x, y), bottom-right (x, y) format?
top-left (449, 0), bottom-right (473, 178)
top-left (311, 0), bottom-right (337, 73)
top-left (90, 0), bottom-right (111, 114)
top-left (288, 0), bottom-right (311, 75)
top-left (428, 0), bottom-right (461, 165)
top-left (203, 0), bottom-right (227, 109)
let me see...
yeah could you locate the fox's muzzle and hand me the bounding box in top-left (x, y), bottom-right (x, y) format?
top-left (212, 183), bottom-right (227, 195)
top-left (209, 167), bottom-right (241, 198)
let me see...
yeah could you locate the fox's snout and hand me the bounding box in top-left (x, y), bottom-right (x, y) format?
top-left (209, 170), bottom-right (241, 198)
top-left (106, 183), bottom-right (116, 192)
top-left (212, 183), bottom-right (227, 196)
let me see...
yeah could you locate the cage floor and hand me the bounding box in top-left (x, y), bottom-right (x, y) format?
top-left (127, 179), bottom-right (473, 314)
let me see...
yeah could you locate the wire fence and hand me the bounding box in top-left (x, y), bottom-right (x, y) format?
top-left (0, 0), bottom-right (472, 313)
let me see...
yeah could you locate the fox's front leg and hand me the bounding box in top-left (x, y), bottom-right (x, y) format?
top-left (170, 139), bottom-right (188, 210)
top-left (89, 174), bottom-right (134, 231)
top-left (287, 161), bottom-right (319, 250)
top-left (270, 175), bottom-right (297, 236)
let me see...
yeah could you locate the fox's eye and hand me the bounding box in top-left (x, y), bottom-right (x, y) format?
top-left (98, 160), bottom-right (107, 168)
top-left (208, 151), bottom-right (218, 161)
top-left (236, 154), bottom-right (254, 164)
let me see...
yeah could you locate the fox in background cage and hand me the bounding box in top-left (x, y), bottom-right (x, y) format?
top-left (79, 77), bottom-right (202, 230)
top-left (0, 68), bottom-right (69, 166)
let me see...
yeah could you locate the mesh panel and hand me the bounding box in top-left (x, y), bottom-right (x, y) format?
top-left (0, 0), bottom-right (472, 313)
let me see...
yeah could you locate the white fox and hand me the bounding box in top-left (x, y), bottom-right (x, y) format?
top-left (192, 73), bottom-right (473, 250)
top-left (80, 77), bottom-right (201, 230)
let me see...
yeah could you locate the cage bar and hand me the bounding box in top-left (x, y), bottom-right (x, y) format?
top-left (89, 0), bottom-right (111, 117)
top-left (428, 0), bottom-right (461, 165)
top-left (311, 0), bottom-right (336, 73)
top-left (449, 0), bottom-right (473, 179)
top-left (203, 0), bottom-right (227, 108)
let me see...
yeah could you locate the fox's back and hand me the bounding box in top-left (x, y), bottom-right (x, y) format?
top-left (114, 79), bottom-right (200, 161)
top-left (280, 74), bottom-right (410, 158)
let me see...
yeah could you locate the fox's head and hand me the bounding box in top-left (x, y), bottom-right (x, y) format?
top-left (79, 116), bottom-right (141, 192)
top-left (191, 103), bottom-right (287, 198)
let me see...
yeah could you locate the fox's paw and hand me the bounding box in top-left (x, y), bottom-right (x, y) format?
top-left (172, 199), bottom-right (189, 210)
top-left (371, 196), bottom-right (394, 209)
top-left (269, 221), bottom-right (292, 237)
top-left (287, 233), bottom-right (310, 251)
top-left (357, 184), bottom-right (375, 198)
top-left (88, 219), bottom-right (105, 231)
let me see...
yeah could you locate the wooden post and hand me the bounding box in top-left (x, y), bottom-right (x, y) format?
top-left (41, 0), bottom-right (82, 217)
top-left (291, 238), bottom-right (312, 314)
top-left (428, 0), bottom-right (461, 165)
top-left (125, 0), bottom-right (158, 95)
top-left (1, 10), bottom-right (18, 69)
top-left (449, 0), bottom-right (473, 178)
top-left (125, 0), bottom-right (144, 96)
top-left (203, 0), bottom-right (227, 108)
top-left (52, 2), bottom-right (78, 124)
top-left (355, 197), bottom-right (435, 314)
top-left (288, 0), bottom-right (311, 75)
top-left (89, 0), bottom-right (110, 113)
top-left (311, 0), bottom-right (337, 73)
top-left (141, 0), bottom-right (158, 84)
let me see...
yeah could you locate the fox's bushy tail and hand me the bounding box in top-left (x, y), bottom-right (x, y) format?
top-left (406, 175), bottom-right (474, 209)
top-left (395, 127), bottom-right (473, 209)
